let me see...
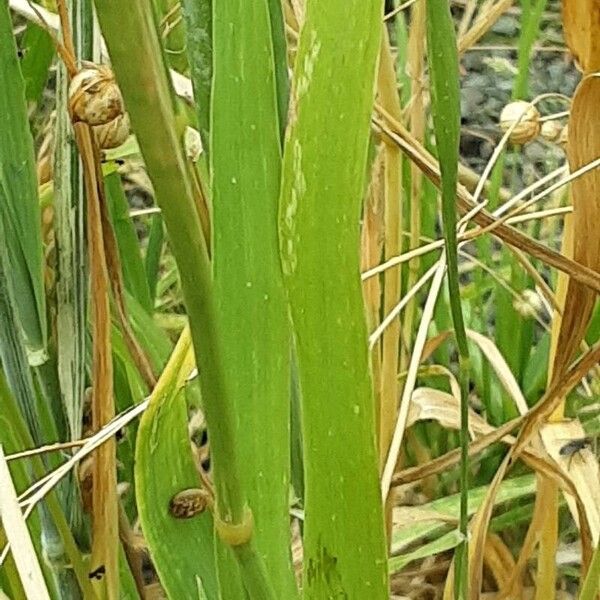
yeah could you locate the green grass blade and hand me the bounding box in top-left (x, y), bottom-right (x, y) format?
top-left (19, 23), bottom-right (54, 105)
top-left (0, 0), bottom-right (47, 362)
top-left (181, 0), bottom-right (211, 154)
top-left (266, 0), bottom-right (288, 136)
top-left (104, 168), bottom-right (153, 313)
top-left (144, 213), bottom-right (164, 308)
top-left (278, 2), bottom-right (388, 597)
top-left (154, 0), bottom-right (188, 74)
top-left (578, 540), bottom-right (600, 600)
top-left (211, 0), bottom-right (297, 596)
top-left (425, 2), bottom-right (469, 598)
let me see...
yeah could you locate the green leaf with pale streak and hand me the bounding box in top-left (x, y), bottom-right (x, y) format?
top-left (0, 0), bottom-right (47, 361)
top-left (211, 1), bottom-right (297, 596)
top-left (135, 330), bottom-right (218, 599)
top-left (278, 2), bottom-right (387, 597)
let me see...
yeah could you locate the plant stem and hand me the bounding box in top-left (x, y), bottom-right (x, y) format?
top-left (425, 1), bottom-right (470, 598)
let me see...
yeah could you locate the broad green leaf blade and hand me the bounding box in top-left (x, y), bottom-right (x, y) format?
top-left (0, 0), bottom-right (47, 361)
top-left (278, 2), bottom-right (388, 597)
top-left (95, 1), bottom-right (286, 595)
top-left (135, 330), bottom-right (219, 599)
top-left (211, 0), bottom-right (297, 596)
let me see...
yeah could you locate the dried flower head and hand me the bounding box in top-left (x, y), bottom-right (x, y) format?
top-left (499, 101), bottom-right (540, 145)
top-left (69, 64), bottom-right (124, 126)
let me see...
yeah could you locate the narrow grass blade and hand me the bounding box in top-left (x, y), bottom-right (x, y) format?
top-left (278, 2), bottom-right (388, 597)
top-left (211, 0), bottom-right (297, 596)
top-left (425, 2), bottom-right (469, 598)
top-left (104, 168), bottom-right (153, 314)
top-left (579, 540), bottom-right (600, 600)
top-left (266, 0), bottom-right (288, 135)
top-left (181, 0), bottom-right (211, 153)
top-left (0, 0), bottom-right (47, 362)
top-left (144, 214), bottom-right (163, 308)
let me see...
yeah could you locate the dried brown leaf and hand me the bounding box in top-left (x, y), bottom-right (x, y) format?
top-left (562, 0), bottom-right (600, 73)
top-left (553, 76), bottom-right (600, 377)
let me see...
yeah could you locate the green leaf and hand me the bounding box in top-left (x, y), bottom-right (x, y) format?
top-left (144, 213), bottom-right (164, 308)
top-left (181, 0), bottom-right (211, 154)
top-left (135, 331), bottom-right (219, 599)
top-left (0, 0), bottom-right (47, 361)
top-left (19, 23), bottom-right (55, 105)
top-left (266, 0), bottom-right (288, 136)
top-left (105, 170), bottom-right (153, 313)
top-left (425, 2), bottom-right (468, 596)
top-left (278, 2), bottom-right (388, 597)
top-left (211, 0), bottom-right (297, 597)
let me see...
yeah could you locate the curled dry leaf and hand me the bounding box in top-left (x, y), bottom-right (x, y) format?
top-left (421, 329), bottom-right (528, 416)
top-left (553, 76), bottom-right (600, 378)
top-left (408, 387), bottom-right (500, 441)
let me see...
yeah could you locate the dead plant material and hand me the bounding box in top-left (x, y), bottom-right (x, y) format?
top-left (540, 420), bottom-right (600, 545)
top-left (372, 109), bottom-right (600, 296)
top-left (457, 0), bottom-right (514, 55)
top-left (562, 0), bottom-right (600, 73)
top-left (77, 119), bottom-right (119, 599)
top-left (552, 76), bottom-right (600, 378)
